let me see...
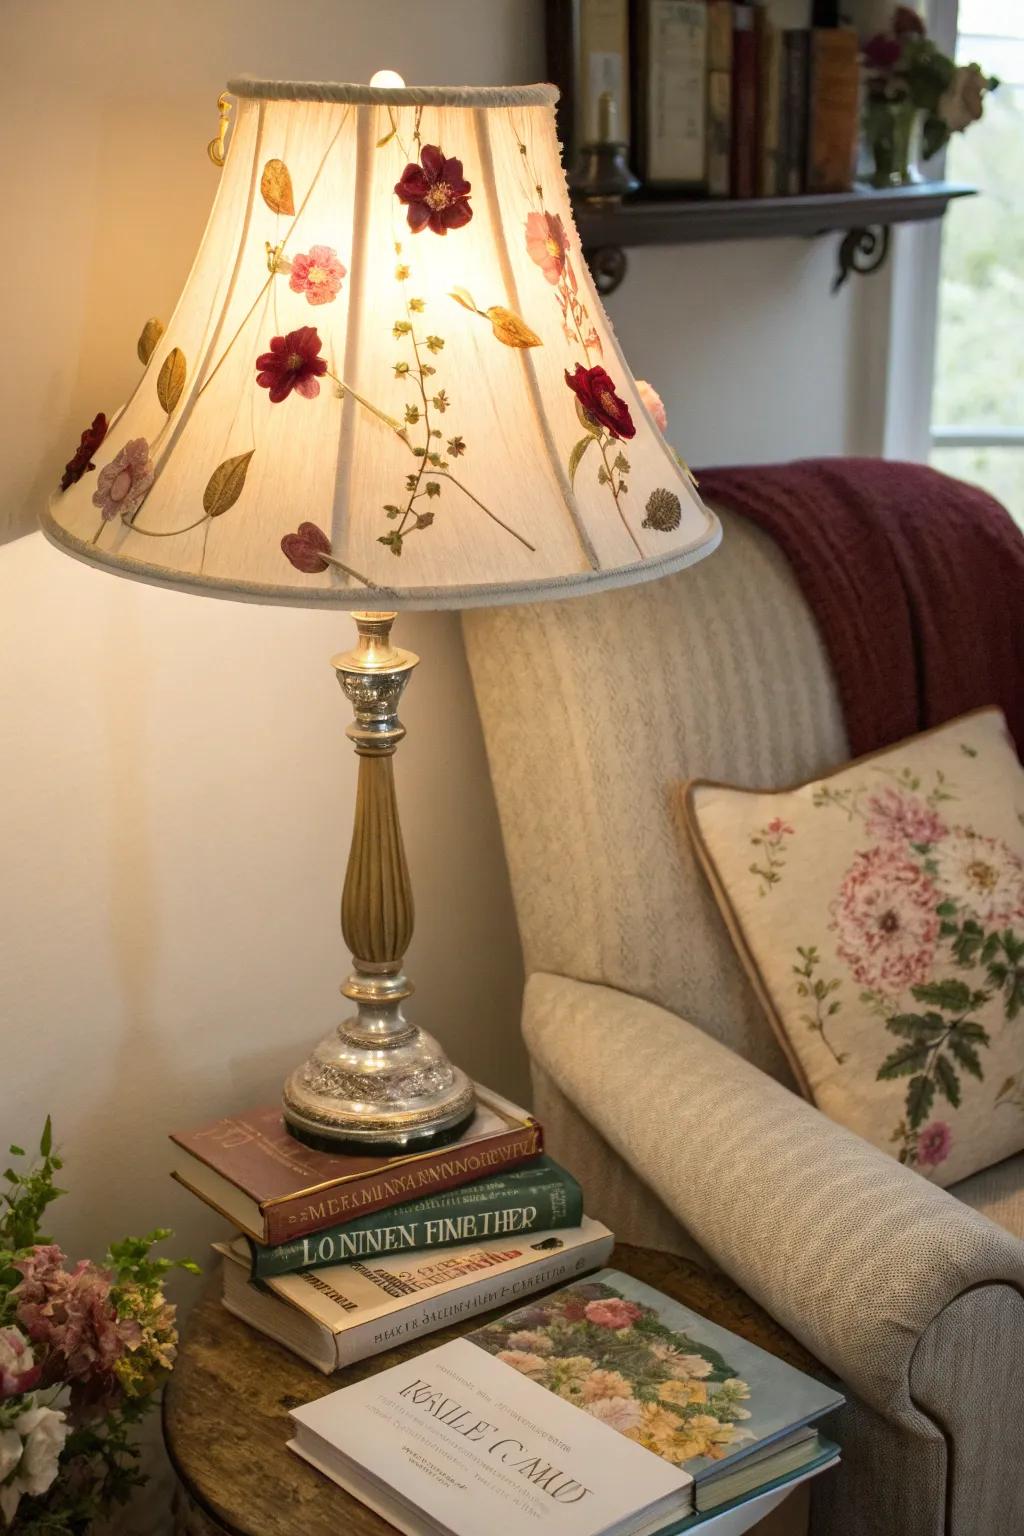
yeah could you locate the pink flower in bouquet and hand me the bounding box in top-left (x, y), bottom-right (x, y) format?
top-left (635, 380), bottom-right (667, 435)
top-left (829, 845), bottom-right (940, 995)
top-left (12, 1246), bottom-right (141, 1404)
top-left (584, 1298), bottom-right (643, 1330)
top-left (864, 787), bottom-right (947, 847)
top-left (917, 1121), bottom-right (952, 1168)
top-left (0, 1325), bottom-right (41, 1399)
top-left (864, 33), bottom-right (902, 70)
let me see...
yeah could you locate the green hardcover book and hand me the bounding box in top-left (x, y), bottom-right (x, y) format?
top-left (248, 1157), bottom-right (583, 1278)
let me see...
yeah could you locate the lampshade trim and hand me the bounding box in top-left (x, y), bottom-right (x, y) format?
top-left (227, 79), bottom-right (560, 109)
top-left (41, 497), bottom-right (722, 611)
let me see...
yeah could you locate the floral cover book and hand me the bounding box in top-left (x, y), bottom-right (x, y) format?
top-left (469, 1269), bottom-right (843, 1479)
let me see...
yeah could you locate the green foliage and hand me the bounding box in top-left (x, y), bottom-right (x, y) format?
top-left (0, 1118), bottom-right (65, 1303)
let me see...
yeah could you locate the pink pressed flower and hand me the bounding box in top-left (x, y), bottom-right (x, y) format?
top-left (829, 845), bottom-right (940, 995)
top-left (0, 1325), bottom-right (41, 1400)
top-left (635, 380), bottom-right (668, 435)
top-left (865, 787), bottom-right (947, 847)
top-left (525, 211), bottom-right (569, 284)
top-left (584, 1298), bottom-right (643, 1330)
top-left (91, 438), bottom-right (154, 523)
top-left (281, 522), bottom-right (332, 573)
top-left (287, 245), bottom-right (347, 306)
top-left (917, 1121), bottom-right (952, 1168)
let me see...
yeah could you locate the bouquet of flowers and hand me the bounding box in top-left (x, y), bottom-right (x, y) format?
top-left (0, 1121), bottom-right (197, 1533)
top-left (863, 6), bottom-right (998, 169)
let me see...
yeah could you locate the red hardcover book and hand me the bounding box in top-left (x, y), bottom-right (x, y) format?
top-left (170, 1087), bottom-right (542, 1244)
top-left (730, 3), bottom-right (758, 198)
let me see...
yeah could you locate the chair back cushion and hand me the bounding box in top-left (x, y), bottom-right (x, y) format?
top-left (463, 509), bottom-right (849, 1080)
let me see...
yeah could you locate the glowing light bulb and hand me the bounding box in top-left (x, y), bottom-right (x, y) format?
top-left (370, 69), bottom-right (406, 88)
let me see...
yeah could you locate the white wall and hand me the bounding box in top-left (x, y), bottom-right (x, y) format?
top-left (1, 0), bottom-right (886, 1285)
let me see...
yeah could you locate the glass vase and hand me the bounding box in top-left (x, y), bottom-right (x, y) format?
top-left (865, 100), bottom-right (925, 188)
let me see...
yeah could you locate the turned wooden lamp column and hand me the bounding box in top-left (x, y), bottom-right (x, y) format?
top-left (282, 613), bottom-right (475, 1151)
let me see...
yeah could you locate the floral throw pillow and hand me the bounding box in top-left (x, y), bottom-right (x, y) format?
top-left (683, 709), bottom-right (1024, 1187)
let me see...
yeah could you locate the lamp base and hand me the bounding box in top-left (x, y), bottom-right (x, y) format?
top-left (282, 1018), bottom-right (476, 1154)
top-left (281, 612), bottom-right (476, 1154)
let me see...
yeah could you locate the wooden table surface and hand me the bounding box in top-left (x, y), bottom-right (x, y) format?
top-left (163, 1244), bottom-right (823, 1536)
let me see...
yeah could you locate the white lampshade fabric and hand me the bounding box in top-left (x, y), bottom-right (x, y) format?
top-left (44, 80), bottom-right (720, 610)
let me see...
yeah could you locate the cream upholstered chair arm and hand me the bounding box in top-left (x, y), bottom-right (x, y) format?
top-left (523, 972), bottom-right (1024, 1423)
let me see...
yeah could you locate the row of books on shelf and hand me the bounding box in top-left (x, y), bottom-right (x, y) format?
top-left (170, 1084), bottom-right (844, 1534)
top-left (572, 2), bottom-right (862, 200)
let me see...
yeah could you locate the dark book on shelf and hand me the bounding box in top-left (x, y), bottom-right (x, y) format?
top-left (781, 29), bottom-right (810, 196)
top-left (805, 26), bottom-right (860, 193)
top-left (632, 0), bottom-right (708, 190)
top-left (706, 0), bottom-right (733, 198)
top-left (755, 3), bottom-right (783, 198)
top-left (730, 1), bottom-right (758, 198)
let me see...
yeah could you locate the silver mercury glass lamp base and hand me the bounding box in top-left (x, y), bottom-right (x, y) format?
top-left (282, 612), bottom-right (476, 1154)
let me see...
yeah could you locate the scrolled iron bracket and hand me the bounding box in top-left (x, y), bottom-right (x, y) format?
top-left (585, 245), bottom-right (628, 296)
top-left (832, 224), bottom-right (891, 293)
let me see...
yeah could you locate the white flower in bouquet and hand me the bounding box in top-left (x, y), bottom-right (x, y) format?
top-left (0, 1399), bottom-right (69, 1526)
top-left (939, 63), bottom-right (989, 132)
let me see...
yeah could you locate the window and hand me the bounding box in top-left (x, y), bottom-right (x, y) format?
top-left (929, 0), bottom-right (1024, 520)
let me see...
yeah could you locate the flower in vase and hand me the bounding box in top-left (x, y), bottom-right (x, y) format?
top-left (0, 1327), bottom-right (40, 1400)
top-left (893, 6), bottom-right (926, 35)
top-left (939, 63), bottom-right (989, 131)
top-left (0, 1400), bottom-right (69, 1526)
top-left (864, 33), bottom-right (903, 71)
top-left (256, 325), bottom-right (328, 402)
top-left (564, 364), bottom-right (636, 441)
top-left (395, 145), bottom-right (473, 235)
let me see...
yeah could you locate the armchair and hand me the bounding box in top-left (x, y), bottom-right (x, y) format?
top-left (463, 507), bottom-right (1024, 1536)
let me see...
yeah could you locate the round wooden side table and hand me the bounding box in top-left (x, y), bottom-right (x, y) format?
top-left (164, 1243), bottom-right (823, 1536)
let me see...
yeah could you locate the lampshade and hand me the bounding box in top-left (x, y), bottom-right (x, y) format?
top-left (43, 79), bottom-right (719, 610)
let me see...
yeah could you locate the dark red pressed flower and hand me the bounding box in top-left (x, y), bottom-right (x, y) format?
top-left (564, 364), bottom-right (636, 441)
top-left (255, 326), bottom-right (328, 403)
top-left (60, 412), bottom-right (108, 492)
top-left (394, 145), bottom-right (473, 235)
top-left (863, 32), bottom-right (903, 69)
top-left (281, 522), bottom-right (332, 573)
top-left (893, 6), bottom-right (926, 35)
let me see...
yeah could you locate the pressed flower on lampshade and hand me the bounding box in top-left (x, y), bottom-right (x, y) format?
top-left (394, 144), bottom-right (473, 234)
top-left (255, 326), bottom-right (328, 402)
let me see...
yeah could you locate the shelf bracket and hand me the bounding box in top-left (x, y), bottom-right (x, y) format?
top-left (832, 224), bottom-right (891, 293)
top-left (585, 245), bottom-right (628, 296)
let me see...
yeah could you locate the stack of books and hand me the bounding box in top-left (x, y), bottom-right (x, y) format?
top-left (288, 1268), bottom-right (844, 1535)
top-left (169, 1086), bottom-right (614, 1371)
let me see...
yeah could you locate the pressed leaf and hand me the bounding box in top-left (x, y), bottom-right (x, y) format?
top-left (934, 1054), bottom-right (961, 1108)
top-left (449, 287), bottom-right (478, 312)
top-left (568, 434), bottom-right (594, 487)
top-left (203, 451), bottom-right (255, 518)
top-left (486, 306), bottom-right (542, 349)
top-left (260, 158), bottom-right (295, 216)
top-left (907, 1074), bottom-right (935, 1130)
top-left (157, 347), bottom-right (187, 414)
top-left (137, 317), bottom-right (165, 366)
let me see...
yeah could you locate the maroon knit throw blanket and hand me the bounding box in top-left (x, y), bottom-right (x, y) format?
top-left (695, 458), bottom-right (1024, 757)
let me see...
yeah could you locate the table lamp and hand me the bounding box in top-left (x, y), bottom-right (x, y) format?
top-left (42, 75), bottom-right (720, 1153)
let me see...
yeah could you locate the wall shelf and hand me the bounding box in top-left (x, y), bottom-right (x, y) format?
top-left (574, 181), bottom-right (976, 294)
